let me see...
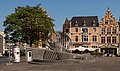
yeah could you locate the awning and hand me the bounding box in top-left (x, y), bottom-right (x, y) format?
top-left (99, 44), bottom-right (118, 48)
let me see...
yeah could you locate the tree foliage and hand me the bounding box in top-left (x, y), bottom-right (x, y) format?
top-left (3, 5), bottom-right (55, 47)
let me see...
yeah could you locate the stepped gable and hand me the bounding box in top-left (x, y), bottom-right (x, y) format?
top-left (100, 7), bottom-right (116, 24)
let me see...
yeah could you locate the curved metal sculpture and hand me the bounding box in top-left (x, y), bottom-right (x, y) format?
top-left (46, 32), bottom-right (72, 52)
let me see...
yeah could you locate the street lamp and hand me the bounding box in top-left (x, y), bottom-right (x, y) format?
top-left (6, 34), bottom-right (13, 65)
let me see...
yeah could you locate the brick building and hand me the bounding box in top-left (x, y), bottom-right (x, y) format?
top-left (99, 8), bottom-right (120, 55)
top-left (63, 8), bottom-right (120, 56)
top-left (63, 16), bottom-right (99, 49)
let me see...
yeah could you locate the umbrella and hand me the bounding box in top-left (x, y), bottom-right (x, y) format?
top-left (69, 46), bottom-right (86, 51)
top-left (69, 46), bottom-right (96, 51)
top-left (86, 48), bottom-right (96, 51)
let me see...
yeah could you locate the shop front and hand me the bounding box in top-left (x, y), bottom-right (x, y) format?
top-left (100, 44), bottom-right (118, 56)
top-left (101, 48), bottom-right (117, 56)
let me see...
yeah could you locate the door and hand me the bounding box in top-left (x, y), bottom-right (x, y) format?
top-left (27, 51), bottom-right (32, 62)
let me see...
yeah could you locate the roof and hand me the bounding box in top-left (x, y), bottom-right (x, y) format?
top-left (71, 16), bottom-right (99, 27)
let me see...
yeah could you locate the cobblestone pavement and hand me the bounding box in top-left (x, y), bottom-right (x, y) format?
top-left (0, 57), bottom-right (120, 71)
top-left (0, 56), bottom-right (9, 64)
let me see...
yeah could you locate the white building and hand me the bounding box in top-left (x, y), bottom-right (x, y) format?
top-left (0, 31), bottom-right (6, 55)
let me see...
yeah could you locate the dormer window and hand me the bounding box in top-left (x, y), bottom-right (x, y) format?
top-left (75, 21), bottom-right (78, 27)
top-left (93, 20), bottom-right (95, 23)
top-left (83, 20), bottom-right (86, 26)
top-left (84, 20), bottom-right (86, 23)
top-left (93, 20), bottom-right (96, 26)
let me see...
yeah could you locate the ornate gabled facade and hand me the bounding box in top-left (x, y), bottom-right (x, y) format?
top-left (99, 8), bottom-right (119, 56)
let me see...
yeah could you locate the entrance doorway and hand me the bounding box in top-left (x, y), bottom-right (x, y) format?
top-left (101, 48), bottom-right (117, 56)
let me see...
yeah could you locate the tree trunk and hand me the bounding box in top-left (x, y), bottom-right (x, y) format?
top-left (30, 36), bottom-right (33, 47)
top-left (30, 41), bottom-right (32, 47)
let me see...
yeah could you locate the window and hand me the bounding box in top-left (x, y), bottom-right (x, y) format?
top-left (107, 37), bottom-right (111, 43)
top-left (93, 20), bottom-right (95, 23)
top-left (110, 20), bottom-right (112, 24)
top-left (82, 46), bottom-right (88, 48)
top-left (75, 36), bottom-right (78, 42)
top-left (82, 28), bottom-right (88, 33)
top-left (112, 36), bottom-right (116, 43)
top-left (75, 21), bottom-right (78, 27)
top-left (107, 27), bottom-right (111, 34)
top-left (65, 29), bottom-right (69, 33)
top-left (105, 20), bottom-right (108, 24)
top-left (42, 44), bottom-right (46, 48)
top-left (75, 28), bottom-right (78, 32)
top-left (101, 27), bottom-right (105, 34)
top-left (93, 28), bottom-right (96, 32)
top-left (83, 20), bottom-right (86, 26)
top-left (101, 37), bottom-right (105, 43)
top-left (92, 46), bottom-right (97, 48)
top-left (112, 27), bottom-right (116, 34)
top-left (93, 36), bottom-right (97, 42)
top-left (93, 20), bottom-right (96, 26)
top-left (82, 35), bottom-right (88, 42)
top-left (75, 45), bottom-right (79, 48)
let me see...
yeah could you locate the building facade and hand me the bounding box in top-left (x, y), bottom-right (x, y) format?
top-left (63, 16), bottom-right (99, 49)
top-left (99, 8), bottom-right (119, 55)
top-left (63, 8), bottom-right (120, 56)
top-left (63, 18), bottom-right (71, 49)
top-left (0, 31), bottom-right (6, 55)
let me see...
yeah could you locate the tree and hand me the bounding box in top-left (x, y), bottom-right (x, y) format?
top-left (3, 5), bottom-right (55, 47)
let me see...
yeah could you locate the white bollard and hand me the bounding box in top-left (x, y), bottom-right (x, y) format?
top-left (14, 47), bottom-right (20, 63)
top-left (27, 51), bottom-right (32, 62)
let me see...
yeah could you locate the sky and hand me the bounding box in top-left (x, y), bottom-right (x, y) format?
top-left (0, 0), bottom-right (120, 31)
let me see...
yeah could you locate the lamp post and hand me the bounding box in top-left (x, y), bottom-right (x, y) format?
top-left (6, 34), bottom-right (13, 65)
